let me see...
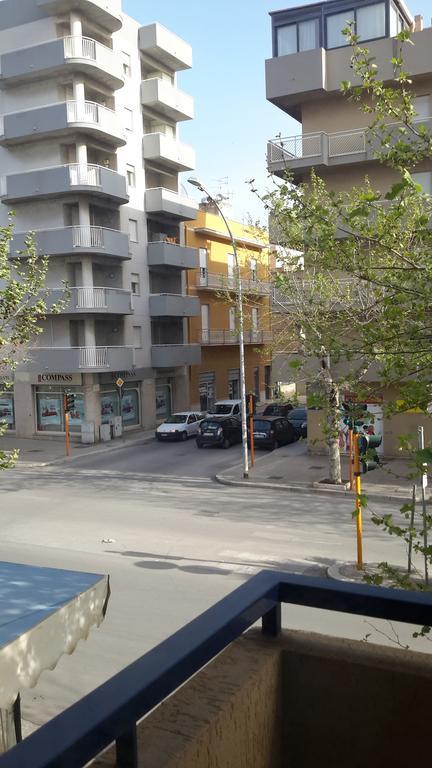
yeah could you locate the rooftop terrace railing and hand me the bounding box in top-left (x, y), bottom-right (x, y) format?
top-left (1, 570), bottom-right (432, 768)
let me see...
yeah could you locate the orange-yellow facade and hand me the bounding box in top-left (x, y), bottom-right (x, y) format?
top-left (185, 210), bottom-right (272, 410)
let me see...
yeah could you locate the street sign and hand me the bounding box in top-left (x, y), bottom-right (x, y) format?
top-left (116, 377), bottom-right (124, 388)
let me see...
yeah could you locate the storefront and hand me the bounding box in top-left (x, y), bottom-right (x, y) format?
top-left (100, 385), bottom-right (140, 428)
top-left (228, 369), bottom-right (240, 400)
top-left (0, 386), bottom-right (15, 431)
top-left (155, 384), bottom-right (172, 420)
top-left (35, 385), bottom-right (84, 433)
top-left (199, 372), bottom-right (215, 412)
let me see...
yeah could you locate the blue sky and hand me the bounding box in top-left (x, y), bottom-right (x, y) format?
top-left (124, 0), bottom-right (432, 223)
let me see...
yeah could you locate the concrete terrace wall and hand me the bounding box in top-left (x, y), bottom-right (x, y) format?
top-left (92, 627), bottom-right (432, 768)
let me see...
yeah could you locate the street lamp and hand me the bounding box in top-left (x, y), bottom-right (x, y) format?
top-left (188, 177), bottom-right (249, 479)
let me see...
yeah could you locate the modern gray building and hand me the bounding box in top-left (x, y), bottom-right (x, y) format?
top-left (0, 0), bottom-right (201, 439)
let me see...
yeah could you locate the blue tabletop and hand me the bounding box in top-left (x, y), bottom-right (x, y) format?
top-left (0, 561), bottom-right (106, 649)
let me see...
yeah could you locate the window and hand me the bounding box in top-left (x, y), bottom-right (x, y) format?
top-left (126, 164), bottom-right (136, 188)
top-left (327, 9), bottom-right (354, 49)
top-left (252, 307), bottom-right (259, 331)
top-left (250, 258), bottom-right (257, 281)
top-left (122, 52), bottom-right (131, 77)
top-left (124, 107), bottom-right (133, 131)
top-left (128, 219), bottom-right (138, 242)
top-left (390, 2), bottom-right (405, 36)
top-left (277, 18), bottom-right (319, 56)
top-left (188, 414), bottom-right (196, 424)
top-left (131, 272), bottom-right (140, 295)
top-left (229, 307), bottom-right (236, 332)
top-left (133, 326), bottom-right (142, 348)
top-left (327, 3), bottom-right (385, 49)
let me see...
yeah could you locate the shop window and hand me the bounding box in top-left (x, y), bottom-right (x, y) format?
top-left (0, 388), bottom-right (15, 430)
top-left (156, 385), bottom-right (171, 419)
top-left (36, 388), bottom-right (84, 432)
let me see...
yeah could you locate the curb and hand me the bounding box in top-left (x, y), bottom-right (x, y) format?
top-left (13, 433), bottom-right (155, 469)
top-left (215, 473), bottom-right (415, 505)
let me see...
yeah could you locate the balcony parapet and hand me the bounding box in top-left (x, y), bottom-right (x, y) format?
top-left (199, 329), bottom-right (273, 345)
top-left (196, 271), bottom-right (272, 295)
top-left (10, 226), bottom-right (130, 261)
top-left (46, 287), bottom-right (133, 315)
top-left (21, 345), bottom-right (134, 373)
top-left (0, 36), bottom-right (123, 89)
top-left (2, 164), bottom-right (128, 205)
top-left (151, 344), bottom-right (201, 367)
top-left (36, 0), bottom-right (123, 33)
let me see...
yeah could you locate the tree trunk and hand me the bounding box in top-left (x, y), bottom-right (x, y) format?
top-left (320, 355), bottom-right (342, 485)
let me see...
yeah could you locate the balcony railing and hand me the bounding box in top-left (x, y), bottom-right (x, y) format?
top-left (72, 225), bottom-right (103, 249)
top-left (2, 570), bottom-right (431, 768)
top-left (63, 36), bottom-right (120, 80)
top-left (199, 329), bottom-right (273, 345)
top-left (68, 163), bottom-right (101, 187)
top-left (66, 100), bottom-right (123, 139)
top-left (196, 271), bottom-right (272, 295)
top-left (10, 226), bottom-right (130, 260)
top-left (23, 346), bottom-right (134, 372)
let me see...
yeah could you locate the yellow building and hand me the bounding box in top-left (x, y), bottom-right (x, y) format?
top-left (185, 208), bottom-right (273, 411)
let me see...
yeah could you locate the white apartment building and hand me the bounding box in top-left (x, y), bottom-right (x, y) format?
top-left (0, 0), bottom-right (201, 439)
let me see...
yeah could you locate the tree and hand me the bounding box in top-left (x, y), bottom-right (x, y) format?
top-left (253, 27), bottom-right (432, 483)
top-left (0, 219), bottom-right (64, 470)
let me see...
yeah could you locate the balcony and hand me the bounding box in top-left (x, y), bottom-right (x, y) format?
top-left (197, 271), bottom-right (272, 295)
top-left (265, 28), bottom-right (432, 120)
top-left (199, 329), bottom-right (273, 345)
top-left (147, 241), bottom-right (199, 269)
top-left (2, 164), bottom-right (128, 205)
top-left (0, 101), bottom-right (126, 147)
top-left (36, 0), bottom-right (122, 33)
top-left (139, 23), bottom-right (192, 72)
top-left (151, 344), bottom-right (201, 367)
top-left (143, 133), bottom-right (195, 172)
top-left (149, 293), bottom-right (200, 318)
top-left (6, 571), bottom-right (432, 768)
top-left (46, 287), bottom-right (133, 315)
top-left (22, 345), bottom-right (134, 373)
top-left (267, 119), bottom-right (432, 179)
top-left (10, 226), bottom-right (130, 261)
top-left (0, 37), bottom-right (123, 90)
top-left (141, 78), bottom-right (194, 122)
top-left (145, 188), bottom-right (198, 221)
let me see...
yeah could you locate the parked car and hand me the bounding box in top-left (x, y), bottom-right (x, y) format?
top-left (207, 399), bottom-right (242, 418)
top-left (287, 408), bottom-right (307, 438)
top-left (262, 402), bottom-right (294, 417)
top-left (196, 416), bottom-right (242, 449)
top-left (156, 412), bottom-right (205, 442)
top-left (248, 416), bottom-right (298, 450)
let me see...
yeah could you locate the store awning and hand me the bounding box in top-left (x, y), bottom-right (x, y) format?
top-left (0, 561), bottom-right (110, 710)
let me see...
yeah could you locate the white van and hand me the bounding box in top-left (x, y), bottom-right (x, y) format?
top-left (207, 399), bottom-right (243, 418)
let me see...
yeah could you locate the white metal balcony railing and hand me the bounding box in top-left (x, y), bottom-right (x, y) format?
top-left (75, 287), bottom-right (106, 309)
top-left (63, 36), bottom-right (118, 75)
top-left (72, 225), bottom-right (104, 248)
top-left (68, 163), bottom-right (101, 187)
top-left (79, 346), bottom-right (108, 368)
top-left (197, 271), bottom-right (272, 294)
top-left (66, 100), bottom-right (119, 134)
top-left (199, 329), bottom-right (273, 345)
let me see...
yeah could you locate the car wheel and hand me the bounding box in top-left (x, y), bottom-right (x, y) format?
top-left (222, 437), bottom-right (231, 449)
top-left (156, 434), bottom-right (162, 442)
top-left (181, 431), bottom-right (188, 441)
top-left (270, 440), bottom-right (279, 451)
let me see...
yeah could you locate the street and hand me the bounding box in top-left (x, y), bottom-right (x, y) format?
top-left (0, 437), bottom-right (420, 731)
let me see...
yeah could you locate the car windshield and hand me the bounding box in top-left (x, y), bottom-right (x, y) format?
top-left (165, 414), bottom-right (187, 424)
top-left (211, 404), bottom-right (233, 414)
top-left (200, 420), bottom-right (221, 429)
top-left (264, 405), bottom-right (282, 415)
top-left (289, 409), bottom-right (306, 420)
top-left (253, 420), bottom-right (272, 431)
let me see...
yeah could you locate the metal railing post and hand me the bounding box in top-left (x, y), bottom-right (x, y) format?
top-left (116, 726), bottom-right (138, 768)
top-left (262, 604), bottom-right (281, 637)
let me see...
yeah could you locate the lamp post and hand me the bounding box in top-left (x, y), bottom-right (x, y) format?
top-left (188, 177), bottom-right (249, 479)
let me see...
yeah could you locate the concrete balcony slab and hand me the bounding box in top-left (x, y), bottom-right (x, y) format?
top-left (151, 344), bottom-right (201, 367)
top-left (141, 78), bottom-right (194, 122)
top-left (147, 242), bottom-right (198, 269)
top-left (21, 346), bottom-right (135, 373)
top-left (149, 294), bottom-right (200, 318)
top-left (46, 287), bottom-right (133, 315)
top-left (0, 101), bottom-right (126, 148)
top-left (139, 23), bottom-right (192, 72)
top-left (10, 226), bottom-right (130, 261)
top-left (37, 0), bottom-right (122, 33)
top-left (2, 164), bottom-right (128, 205)
top-left (143, 133), bottom-right (195, 173)
top-left (0, 37), bottom-right (123, 90)
top-left (145, 188), bottom-right (198, 221)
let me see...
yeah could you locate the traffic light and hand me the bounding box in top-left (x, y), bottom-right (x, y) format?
top-left (341, 402), bottom-right (367, 429)
top-left (358, 433), bottom-right (382, 473)
top-left (65, 392), bottom-right (75, 413)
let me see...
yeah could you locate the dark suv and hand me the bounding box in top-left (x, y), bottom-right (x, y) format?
top-left (262, 402), bottom-right (294, 417)
top-left (196, 417), bottom-right (242, 449)
top-left (249, 416), bottom-right (298, 450)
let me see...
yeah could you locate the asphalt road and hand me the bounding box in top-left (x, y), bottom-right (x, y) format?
top-left (0, 438), bottom-right (426, 732)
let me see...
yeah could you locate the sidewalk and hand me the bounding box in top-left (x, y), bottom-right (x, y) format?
top-left (0, 428), bottom-right (155, 467)
top-left (216, 442), bottom-right (426, 504)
